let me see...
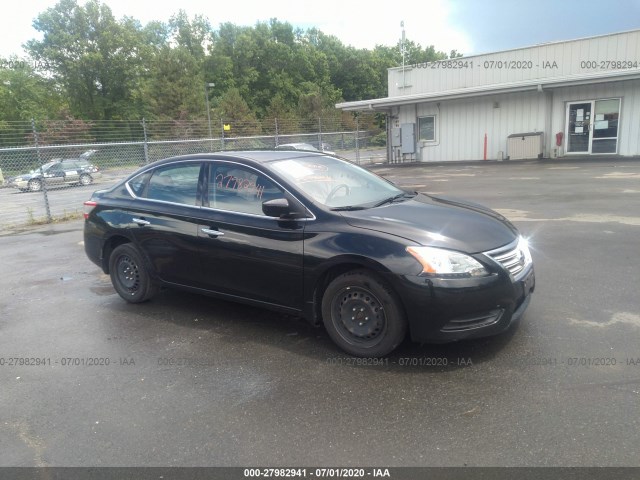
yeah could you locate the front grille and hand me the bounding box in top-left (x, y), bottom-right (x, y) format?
top-left (485, 240), bottom-right (528, 278)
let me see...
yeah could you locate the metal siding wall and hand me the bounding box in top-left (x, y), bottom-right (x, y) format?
top-left (388, 31), bottom-right (640, 98)
top-left (402, 91), bottom-right (548, 161)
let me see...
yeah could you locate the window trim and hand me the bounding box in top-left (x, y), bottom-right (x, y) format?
top-left (124, 158), bottom-right (315, 220)
top-left (125, 159), bottom-right (205, 207)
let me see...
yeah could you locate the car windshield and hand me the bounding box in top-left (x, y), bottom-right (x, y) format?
top-left (36, 162), bottom-right (56, 173)
top-left (269, 154), bottom-right (406, 209)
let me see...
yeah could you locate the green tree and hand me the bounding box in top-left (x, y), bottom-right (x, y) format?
top-left (168, 11), bottom-right (211, 62)
top-left (265, 93), bottom-right (299, 133)
top-left (19, 3), bottom-right (465, 125)
top-left (34, 113), bottom-right (95, 145)
top-left (26, 0), bottom-right (149, 120)
top-left (145, 46), bottom-right (205, 120)
top-left (213, 87), bottom-right (261, 136)
top-left (0, 59), bottom-right (65, 122)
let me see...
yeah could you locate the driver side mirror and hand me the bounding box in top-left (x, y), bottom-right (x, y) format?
top-left (262, 198), bottom-right (303, 219)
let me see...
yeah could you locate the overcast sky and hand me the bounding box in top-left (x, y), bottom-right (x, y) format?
top-left (1, 0), bottom-right (640, 59)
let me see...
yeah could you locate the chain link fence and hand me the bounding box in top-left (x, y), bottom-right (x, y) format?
top-left (0, 115), bottom-right (387, 229)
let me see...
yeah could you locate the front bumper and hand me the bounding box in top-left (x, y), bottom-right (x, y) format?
top-left (392, 265), bottom-right (535, 343)
top-left (8, 178), bottom-right (30, 189)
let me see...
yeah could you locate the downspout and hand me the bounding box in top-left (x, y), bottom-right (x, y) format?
top-left (415, 103), bottom-right (420, 161)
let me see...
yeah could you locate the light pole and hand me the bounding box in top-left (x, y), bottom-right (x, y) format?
top-left (400, 21), bottom-right (406, 88)
top-left (205, 82), bottom-right (215, 149)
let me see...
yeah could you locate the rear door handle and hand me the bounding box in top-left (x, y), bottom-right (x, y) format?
top-left (132, 218), bottom-right (150, 226)
top-left (201, 228), bottom-right (224, 237)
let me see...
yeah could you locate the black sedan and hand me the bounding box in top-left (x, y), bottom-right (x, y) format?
top-left (83, 151), bottom-right (535, 357)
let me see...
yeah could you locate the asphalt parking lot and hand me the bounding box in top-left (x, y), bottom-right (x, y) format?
top-left (1, 158), bottom-right (639, 468)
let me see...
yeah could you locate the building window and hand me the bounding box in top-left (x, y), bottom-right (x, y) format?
top-left (418, 116), bottom-right (436, 142)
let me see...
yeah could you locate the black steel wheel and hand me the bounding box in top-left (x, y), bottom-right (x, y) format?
top-left (321, 270), bottom-right (407, 357)
top-left (109, 243), bottom-right (158, 303)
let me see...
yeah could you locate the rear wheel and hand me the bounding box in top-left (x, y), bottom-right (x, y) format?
top-left (109, 244), bottom-right (158, 303)
top-left (321, 270), bottom-right (407, 357)
top-left (79, 173), bottom-right (92, 186)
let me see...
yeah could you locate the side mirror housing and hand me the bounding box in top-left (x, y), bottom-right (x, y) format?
top-left (262, 198), bottom-right (292, 218)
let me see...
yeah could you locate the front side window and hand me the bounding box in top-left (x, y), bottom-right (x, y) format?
top-left (143, 163), bottom-right (201, 205)
top-left (208, 163), bottom-right (283, 215)
top-left (418, 116), bottom-right (436, 142)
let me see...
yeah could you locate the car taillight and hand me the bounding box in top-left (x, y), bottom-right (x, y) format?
top-left (83, 200), bottom-right (97, 219)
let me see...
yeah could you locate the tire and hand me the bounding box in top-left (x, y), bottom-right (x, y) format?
top-left (28, 179), bottom-right (42, 192)
top-left (79, 173), bottom-right (92, 186)
top-left (321, 270), bottom-right (407, 357)
top-left (109, 243), bottom-right (158, 303)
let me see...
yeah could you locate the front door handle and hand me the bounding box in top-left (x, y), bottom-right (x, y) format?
top-left (201, 228), bottom-right (225, 237)
top-left (132, 218), bottom-right (150, 226)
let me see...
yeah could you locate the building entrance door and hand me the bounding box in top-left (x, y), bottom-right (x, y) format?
top-left (566, 99), bottom-right (620, 154)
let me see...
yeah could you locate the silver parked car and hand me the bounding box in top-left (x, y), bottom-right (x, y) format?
top-left (8, 150), bottom-right (102, 192)
top-left (276, 142), bottom-right (336, 155)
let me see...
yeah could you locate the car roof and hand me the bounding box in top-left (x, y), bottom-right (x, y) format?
top-left (147, 150), bottom-right (328, 168)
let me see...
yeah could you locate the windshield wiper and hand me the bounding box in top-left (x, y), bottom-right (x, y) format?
top-left (373, 192), bottom-right (416, 208)
top-left (330, 205), bottom-right (367, 211)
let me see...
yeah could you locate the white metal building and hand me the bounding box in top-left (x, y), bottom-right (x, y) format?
top-left (336, 30), bottom-right (640, 162)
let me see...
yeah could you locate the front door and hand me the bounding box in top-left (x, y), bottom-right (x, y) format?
top-left (197, 161), bottom-right (306, 310)
top-left (566, 99), bottom-right (620, 154)
top-left (566, 102), bottom-right (591, 154)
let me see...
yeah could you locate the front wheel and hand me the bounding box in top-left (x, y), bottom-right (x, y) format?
top-left (321, 270), bottom-right (407, 357)
top-left (28, 179), bottom-right (42, 192)
top-left (109, 243), bottom-right (158, 303)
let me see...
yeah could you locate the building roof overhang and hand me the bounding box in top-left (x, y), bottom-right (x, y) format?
top-left (336, 70), bottom-right (640, 112)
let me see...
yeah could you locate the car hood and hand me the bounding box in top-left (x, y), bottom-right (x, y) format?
top-left (340, 193), bottom-right (518, 253)
top-left (13, 172), bottom-right (40, 181)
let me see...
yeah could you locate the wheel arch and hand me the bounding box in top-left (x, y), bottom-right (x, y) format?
top-left (309, 255), bottom-right (396, 326)
top-left (101, 235), bottom-right (133, 274)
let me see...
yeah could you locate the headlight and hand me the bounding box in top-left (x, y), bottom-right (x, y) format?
top-left (518, 237), bottom-right (533, 266)
top-left (406, 246), bottom-right (489, 278)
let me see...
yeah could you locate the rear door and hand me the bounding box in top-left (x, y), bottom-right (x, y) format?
top-left (60, 160), bottom-right (81, 184)
top-left (127, 161), bottom-right (206, 287)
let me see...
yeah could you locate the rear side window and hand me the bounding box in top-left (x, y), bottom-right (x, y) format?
top-left (63, 161), bottom-right (83, 170)
top-left (127, 171), bottom-right (152, 197)
top-left (130, 163), bottom-right (202, 205)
